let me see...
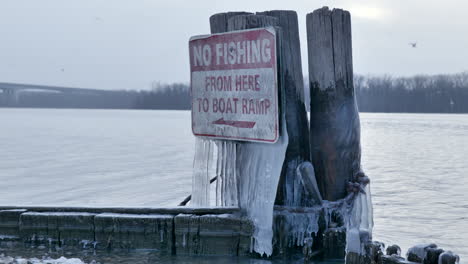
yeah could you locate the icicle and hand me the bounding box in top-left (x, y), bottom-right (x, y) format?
top-left (215, 141), bottom-right (223, 206)
top-left (215, 141), bottom-right (238, 207)
top-left (296, 161), bottom-right (323, 206)
top-left (237, 118), bottom-right (289, 256)
top-left (275, 209), bottom-right (320, 248)
top-left (224, 141), bottom-right (238, 206)
top-left (345, 183), bottom-right (374, 255)
top-left (191, 138), bottom-right (213, 206)
top-left (283, 159), bottom-right (301, 206)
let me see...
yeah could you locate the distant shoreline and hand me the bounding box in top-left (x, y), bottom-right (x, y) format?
top-left (2, 72), bottom-right (468, 113)
top-left (1, 106), bottom-right (467, 115)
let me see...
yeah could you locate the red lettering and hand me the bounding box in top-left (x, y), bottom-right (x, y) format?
top-left (211, 77), bottom-right (216, 90)
top-left (264, 99), bottom-right (271, 113)
top-left (212, 98), bottom-right (218, 112)
top-left (249, 99), bottom-right (255, 114)
top-left (197, 98), bottom-right (202, 112)
top-left (223, 76), bottom-right (232, 91)
top-left (242, 75), bottom-right (248, 91)
top-left (226, 98), bottom-right (232, 113)
top-left (233, 98), bottom-right (239, 113)
top-left (255, 75), bottom-right (260, 91)
top-left (248, 75), bottom-right (254, 91)
top-left (242, 98), bottom-right (248, 114)
top-left (218, 98), bottom-right (225, 113)
top-left (216, 76), bottom-right (223, 91)
top-left (236, 75), bottom-right (242, 91)
top-left (205, 77), bottom-right (210, 91)
top-left (202, 98), bottom-right (209, 112)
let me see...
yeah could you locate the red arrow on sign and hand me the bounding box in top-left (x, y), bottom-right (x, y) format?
top-left (212, 118), bottom-right (256, 128)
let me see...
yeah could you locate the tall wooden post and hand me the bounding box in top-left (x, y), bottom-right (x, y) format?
top-left (306, 7), bottom-right (361, 201)
top-left (210, 11), bottom-right (311, 207)
top-left (210, 12), bottom-right (285, 256)
top-left (254, 11), bottom-right (311, 207)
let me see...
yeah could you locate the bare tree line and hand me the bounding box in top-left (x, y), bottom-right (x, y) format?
top-left (137, 72), bottom-right (468, 113)
top-left (2, 72), bottom-right (467, 113)
top-left (134, 82), bottom-right (190, 110)
top-left (354, 72), bottom-right (468, 113)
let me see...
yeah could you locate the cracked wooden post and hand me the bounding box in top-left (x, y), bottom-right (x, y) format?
top-left (307, 7), bottom-right (361, 201)
top-left (209, 12), bottom-right (282, 257)
top-left (208, 13), bottom-right (280, 209)
top-left (255, 11), bottom-right (311, 207)
top-left (209, 12), bottom-right (253, 34)
top-left (211, 11), bottom-right (312, 207)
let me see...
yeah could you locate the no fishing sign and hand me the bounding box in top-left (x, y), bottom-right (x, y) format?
top-left (189, 27), bottom-right (279, 143)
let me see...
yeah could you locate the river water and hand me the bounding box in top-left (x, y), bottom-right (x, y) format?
top-left (0, 109), bottom-right (466, 262)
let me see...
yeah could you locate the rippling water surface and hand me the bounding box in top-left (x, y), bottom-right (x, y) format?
top-left (0, 109), bottom-right (467, 262)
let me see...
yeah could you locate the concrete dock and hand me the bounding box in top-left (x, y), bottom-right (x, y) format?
top-left (0, 206), bottom-right (253, 256)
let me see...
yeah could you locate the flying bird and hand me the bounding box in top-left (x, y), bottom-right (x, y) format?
top-left (409, 42), bottom-right (417, 48)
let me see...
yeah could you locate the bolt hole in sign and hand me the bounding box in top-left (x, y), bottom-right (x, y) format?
top-left (189, 27), bottom-right (279, 143)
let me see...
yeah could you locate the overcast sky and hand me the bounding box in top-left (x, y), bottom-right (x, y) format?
top-left (1, 0), bottom-right (467, 90)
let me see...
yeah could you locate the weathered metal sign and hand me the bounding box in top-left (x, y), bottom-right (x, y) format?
top-left (189, 27), bottom-right (278, 143)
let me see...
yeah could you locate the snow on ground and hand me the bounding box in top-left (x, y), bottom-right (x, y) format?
top-left (0, 255), bottom-right (87, 264)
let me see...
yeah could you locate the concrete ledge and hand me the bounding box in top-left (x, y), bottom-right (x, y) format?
top-left (0, 209), bottom-right (27, 238)
top-left (57, 212), bottom-right (96, 248)
top-left (174, 214), bottom-right (252, 256)
top-left (0, 207), bottom-right (253, 257)
top-left (20, 212), bottom-right (55, 244)
top-left (239, 218), bottom-right (254, 256)
top-left (0, 206), bottom-right (239, 215)
top-left (94, 213), bottom-right (174, 251)
top-left (19, 212), bottom-right (96, 247)
top-left (174, 214), bottom-right (199, 255)
top-left (198, 214), bottom-right (241, 256)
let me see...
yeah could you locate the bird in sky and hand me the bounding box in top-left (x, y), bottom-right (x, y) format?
top-left (409, 42), bottom-right (417, 48)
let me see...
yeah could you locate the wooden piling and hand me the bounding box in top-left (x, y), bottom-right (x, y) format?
top-left (208, 12), bottom-right (280, 209)
top-left (227, 14), bottom-right (278, 31)
top-left (255, 11), bottom-right (312, 207)
top-left (209, 11), bottom-right (319, 256)
top-left (209, 12), bottom-right (253, 33)
top-left (210, 11), bottom-right (311, 207)
top-left (306, 7), bottom-right (361, 201)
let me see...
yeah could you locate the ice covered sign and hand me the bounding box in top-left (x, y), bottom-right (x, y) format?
top-left (189, 27), bottom-right (278, 143)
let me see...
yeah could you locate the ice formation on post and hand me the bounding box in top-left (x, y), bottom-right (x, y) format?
top-left (345, 184), bottom-right (374, 255)
top-left (191, 129), bottom-right (287, 256)
top-left (282, 159), bottom-right (304, 206)
top-left (274, 208), bottom-right (320, 249)
top-left (237, 119), bottom-right (288, 256)
top-left (273, 162), bottom-right (323, 252)
top-left (215, 141), bottom-right (238, 207)
top-left (296, 161), bottom-right (323, 205)
top-left (191, 138), bottom-right (239, 207)
top-left (191, 138), bottom-right (214, 206)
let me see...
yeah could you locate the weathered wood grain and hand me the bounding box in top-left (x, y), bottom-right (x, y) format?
top-left (307, 7), bottom-right (361, 201)
top-left (227, 14), bottom-right (278, 31)
top-left (254, 10), bottom-right (312, 207)
top-left (209, 12), bottom-right (252, 33)
top-left (211, 11), bottom-right (313, 207)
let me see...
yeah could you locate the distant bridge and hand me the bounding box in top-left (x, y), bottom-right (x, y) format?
top-left (0, 82), bottom-right (117, 106)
